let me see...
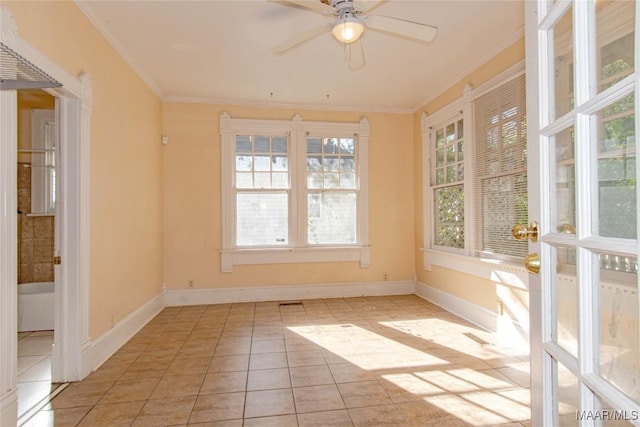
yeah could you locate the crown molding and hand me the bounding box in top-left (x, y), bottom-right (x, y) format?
top-left (74, 0), bottom-right (163, 98)
top-left (163, 94), bottom-right (412, 114)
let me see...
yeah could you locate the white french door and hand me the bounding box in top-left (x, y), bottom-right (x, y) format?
top-left (526, 0), bottom-right (640, 425)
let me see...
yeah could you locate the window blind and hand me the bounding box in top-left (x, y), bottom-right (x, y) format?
top-left (473, 75), bottom-right (528, 259)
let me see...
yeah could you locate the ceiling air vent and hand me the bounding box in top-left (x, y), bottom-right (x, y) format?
top-left (0, 42), bottom-right (62, 91)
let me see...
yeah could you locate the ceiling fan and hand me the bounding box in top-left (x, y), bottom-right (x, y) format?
top-left (271, 0), bottom-right (438, 70)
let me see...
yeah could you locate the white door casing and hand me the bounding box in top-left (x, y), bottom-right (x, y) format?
top-left (0, 5), bottom-right (92, 426)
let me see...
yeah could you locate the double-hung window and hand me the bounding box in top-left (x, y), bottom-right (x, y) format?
top-left (422, 65), bottom-right (527, 271)
top-left (220, 113), bottom-right (370, 272)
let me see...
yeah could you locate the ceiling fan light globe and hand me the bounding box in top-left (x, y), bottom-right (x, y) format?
top-left (332, 18), bottom-right (364, 44)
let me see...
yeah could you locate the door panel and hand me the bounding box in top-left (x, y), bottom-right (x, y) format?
top-left (527, 0), bottom-right (639, 423)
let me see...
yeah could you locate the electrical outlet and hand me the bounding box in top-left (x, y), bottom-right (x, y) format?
top-left (188, 280), bottom-right (194, 288)
top-left (383, 272), bottom-right (388, 281)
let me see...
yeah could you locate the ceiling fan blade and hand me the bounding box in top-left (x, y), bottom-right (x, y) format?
top-left (271, 0), bottom-right (335, 14)
top-left (353, 0), bottom-right (385, 14)
top-left (346, 39), bottom-right (365, 70)
top-left (367, 14), bottom-right (438, 43)
top-left (273, 25), bottom-right (329, 55)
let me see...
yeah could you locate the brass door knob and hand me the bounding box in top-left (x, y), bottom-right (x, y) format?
top-left (511, 222), bottom-right (539, 242)
top-left (525, 253), bottom-right (540, 274)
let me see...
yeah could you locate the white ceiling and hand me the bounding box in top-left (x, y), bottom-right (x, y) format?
top-left (77, 0), bottom-right (524, 112)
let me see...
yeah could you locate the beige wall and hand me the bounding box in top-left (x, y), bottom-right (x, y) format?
top-left (7, 0), bottom-right (525, 340)
top-left (163, 103), bottom-right (415, 290)
top-left (6, 2), bottom-right (164, 338)
top-left (412, 38), bottom-right (526, 313)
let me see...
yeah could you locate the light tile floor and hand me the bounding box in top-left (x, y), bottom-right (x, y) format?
top-left (23, 295), bottom-right (532, 426)
top-left (18, 331), bottom-right (61, 421)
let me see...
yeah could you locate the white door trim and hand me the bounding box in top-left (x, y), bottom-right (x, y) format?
top-left (0, 6), bottom-right (91, 424)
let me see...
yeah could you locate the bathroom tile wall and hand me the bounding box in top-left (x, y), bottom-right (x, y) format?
top-left (18, 163), bottom-right (55, 284)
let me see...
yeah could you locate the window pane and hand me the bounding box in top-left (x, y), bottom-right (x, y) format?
top-left (436, 148), bottom-right (444, 167)
top-left (553, 5), bottom-right (573, 119)
top-left (236, 135), bottom-right (251, 152)
top-left (324, 156), bottom-right (340, 172)
top-left (254, 172), bottom-right (270, 188)
top-left (339, 138), bottom-right (355, 154)
top-left (434, 184), bottom-right (464, 249)
top-left (436, 129), bottom-right (444, 148)
top-left (446, 123), bottom-right (455, 142)
top-left (272, 173), bottom-right (288, 188)
top-left (323, 138), bottom-right (339, 154)
top-left (237, 192), bottom-right (288, 246)
top-left (598, 252), bottom-right (639, 401)
top-left (324, 173), bottom-right (340, 189)
top-left (307, 192), bottom-right (356, 244)
top-left (272, 155), bottom-right (288, 172)
top-left (340, 158), bottom-right (355, 172)
top-left (341, 173), bottom-right (356, 189)
top-left (254, 155), bottom-right (270, 172)
top-left (254, 136), bottom-right (270, 153)
top-left (597, 97), bottom-right (636, 239)
top-left (597, 1), bottom-right (634, 94)
top-left (307, 138), bottom-right (322, 153)
top-left (307, 156), bottom-right (322, 172)
top-left (236, 172), bottom-right (253, 188)
top-left (554, 126), bottom-right (576, 233)
top-left (308, 173), bottom-right (323, 189)
top-left (555, 246), bottom-right (578, 357)
top-left (272, 136), bottom-right (287, 153)
top-left (236, 155), bottom-right (252, 172)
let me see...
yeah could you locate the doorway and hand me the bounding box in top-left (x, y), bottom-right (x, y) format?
top-left (15, 89), bottom-right (61, 423)
top-left (0, 6), bottom-right (92, 426)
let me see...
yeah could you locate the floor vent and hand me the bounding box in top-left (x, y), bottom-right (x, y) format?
top-left (278, 300), bottom-right (303, 306)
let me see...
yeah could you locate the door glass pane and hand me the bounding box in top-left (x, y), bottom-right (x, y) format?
top-left (236, 192), bottom-right (288, 246)
top-left (556, 246), bottom-right (578, 357)
top-left (553, 5), bottom-right (574, 120)
top-left (597, 0), bottom-right (635, 94)
top-left (553, 126), bottom-right (576, 233)
top-left (307, 192), bottom-right (356, 244)
top-left (596, 97), bottom-right (636, 239)
top-left (598, 252), bottom-right (639, 401)
top-left (597, 397), bottom-right (637, 426)
top-left (557, 361), bottom-right (579, 426)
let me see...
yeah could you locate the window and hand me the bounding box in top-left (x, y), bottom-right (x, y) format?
top-left (235, 135), bottom-right (289, 246)
top-left (432, 118), bottom-right (465, 250)
top-left (306, 136), bottom-right (357, 245)
top-left (423, 65), bottom-right (527, 269)
top-left (220, 113), bottom-right (370, 272)
top-left (30, 109), bottom-right (56, 214)
top-left (473, 75), bottom-right (527, 259)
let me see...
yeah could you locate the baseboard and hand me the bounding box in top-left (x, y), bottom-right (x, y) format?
top-left (1, 389), bottom-right (17, 427)
top-left (81, 292), bottom-right (164, 378)
top-left (165, 280), bottom-right (414, 306)
top-left (414, 281), bottom-right (498, 332)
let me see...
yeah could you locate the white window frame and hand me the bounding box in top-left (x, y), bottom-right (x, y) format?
top-left (422, 61), bottom-right (530, 286)
top-left (220, 112), bottom-right (370, 272)
top-left (30, 109), bottom-right (56, 214)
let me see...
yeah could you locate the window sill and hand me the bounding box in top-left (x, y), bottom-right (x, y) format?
top-left (422, 248), bottom-right (529, 289)
top-left (221, 246), bottom-right (370, 272)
